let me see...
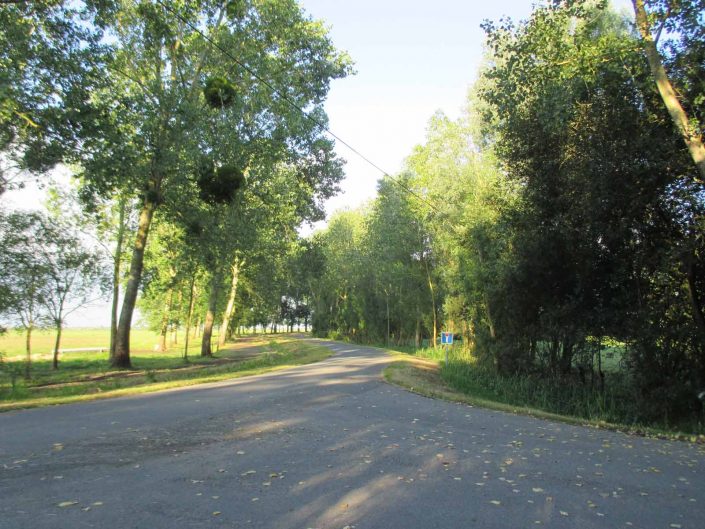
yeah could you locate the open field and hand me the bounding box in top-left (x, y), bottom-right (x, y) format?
top-left (0, 327), bottom-right (216, 360)
top-left (0, 331), bottom-right (327, 411)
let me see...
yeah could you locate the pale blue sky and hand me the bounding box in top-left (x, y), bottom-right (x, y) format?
top-left (297, 0), bottom-right (537, 222)
top-left (298, 0), bottom-right (631, 226)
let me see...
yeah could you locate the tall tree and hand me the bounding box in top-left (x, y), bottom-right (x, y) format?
top-left (629, 0), bottom-right (705, 182)
top-left (69, 0), bottom-right (351, 367)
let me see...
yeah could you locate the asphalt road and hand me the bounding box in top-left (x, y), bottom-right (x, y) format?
top-left (1, 341), bottom-right (704, 529)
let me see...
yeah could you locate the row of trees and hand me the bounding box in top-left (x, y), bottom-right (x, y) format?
top-left (310, 0), bottom-right (705, 424)
top-left (1, 1), bottom-right (351, 370)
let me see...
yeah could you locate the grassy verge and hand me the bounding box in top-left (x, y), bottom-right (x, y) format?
top-left (383, 346), bottom-right (705, 443)
top-left (0, 335), bottom-right (329, 412)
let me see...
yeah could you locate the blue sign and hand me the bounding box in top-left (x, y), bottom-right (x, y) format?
top-left (441, 332), bottom-right (453, 345)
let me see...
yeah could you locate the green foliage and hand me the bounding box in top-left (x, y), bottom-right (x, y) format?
top-left (309, 1), bottom-right (705, 428)
top-left (226, 0), bottom-right (248, 20)
top-left (203, 77), bottom-right (238, 109)
top-left (197, 163), bottom-right (245, 204)
top-left (0, 0), bottom-right (108, 178)
top-left (475, 2), bottom-right (705, 423)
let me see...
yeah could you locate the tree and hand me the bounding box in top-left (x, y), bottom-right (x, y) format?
top-left (69, 0), bottom-right (352, 368)
top-left (475, 1), bottom-right (705, 421)
top-left (0, 1), bottom-right (107, 188)
top-left (37, 221), bottom-right (108, 369)
top-left (0, 210), bottom-right (108, 371)
top-left (47, 183), bottom-right (137, 363)
top-left (0, 211), bottom-right (50, 379)
top-left (629, 0), bottom-right (705, 182)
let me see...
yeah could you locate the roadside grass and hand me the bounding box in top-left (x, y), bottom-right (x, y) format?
top-left (0, 334), bottom-right (328, 411)
top-left (0, 328), bottom-right (228, 386)
top-left (383, 345), bottom-right (705, 442)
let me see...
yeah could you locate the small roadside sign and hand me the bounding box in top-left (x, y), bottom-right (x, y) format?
top-left (441, 332), bottom-right (453, 345)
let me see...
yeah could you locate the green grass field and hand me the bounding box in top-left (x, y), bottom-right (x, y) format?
top-left (0, 327), bottom-right (198, 359)
top-left (0, 329), bottom-right (326, 411)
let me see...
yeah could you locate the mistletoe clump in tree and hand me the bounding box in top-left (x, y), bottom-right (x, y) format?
top-left (197, 161), bottom-right (245, 204)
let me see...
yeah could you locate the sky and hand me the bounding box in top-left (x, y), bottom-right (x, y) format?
top-left (297, 0), bottom-right (537, 230)
top-left (296, 0), bottom-right (632, 230)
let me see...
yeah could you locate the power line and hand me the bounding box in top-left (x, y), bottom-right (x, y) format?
top-left (152, 0), bottom-right (449, 219)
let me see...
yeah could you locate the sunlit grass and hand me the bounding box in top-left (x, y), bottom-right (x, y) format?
top-left (0, 327), bottom-right (208, 359)
top-left (0, 333), bottom-right (327, 411)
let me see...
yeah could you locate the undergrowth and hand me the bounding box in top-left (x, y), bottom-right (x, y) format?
top-left (388, 344), bottom-right (705, 436)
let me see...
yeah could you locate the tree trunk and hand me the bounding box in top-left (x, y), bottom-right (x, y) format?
top-left (423, 257), bottom-right (438, 348)
top-left (218, 259), bottom-right (241, 348)
top-left (385, 289), bottom-right (390, 346)
top-left (484, 293), bottom-right (497, 340)
top-left (201, 271), bottom-right (220, 357)
top-left (684, 253), bottom-right (705, 339)
top-left (113, 198), bottom-right (157, 368)
top-left (632, 0), bottom-right (705, 184)
top-left (158, 288), bottom-right (173, 352)
top-left (109, 197), bottom-right (127, 363)
top-left (52, 321), bottom-right (63, 370)
top-left (476, 248), bottom-right (497, 340)
top-left (25, 324), bottom-right (33, 380)
top-left (171, 290), bottom-right (182, 345)
top-left (415, 314), bottom-right (421, 349)
top-left (183, 275), bottom-right (197, 360)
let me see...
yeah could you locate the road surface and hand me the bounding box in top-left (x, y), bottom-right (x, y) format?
top-left (1, 340), bottom-right (704, 528)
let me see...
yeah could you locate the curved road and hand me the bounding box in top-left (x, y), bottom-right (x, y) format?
top-left (1, 341), bottom-right (704, 528)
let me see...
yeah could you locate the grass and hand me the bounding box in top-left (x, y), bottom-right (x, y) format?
top-left (0, 330), bottom-right (329, 412)
top-left (383, 345), bottom-right (705, 442)
top-left (0, 327), bottom-right (177, 358)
